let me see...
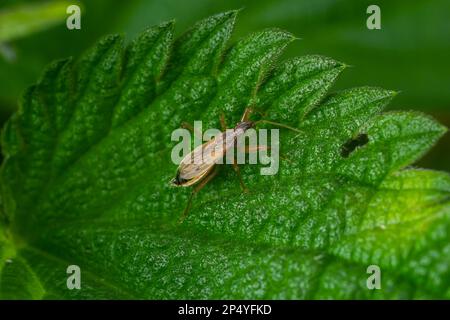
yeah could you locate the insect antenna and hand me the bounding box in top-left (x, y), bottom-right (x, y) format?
top-left (255, 119), bottom-right (302, 133)
top-left (179, 192), bottom-right (195, 223)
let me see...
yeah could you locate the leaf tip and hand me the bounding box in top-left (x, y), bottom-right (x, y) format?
top-left (161, 19), bottom-right (176, 29)
top-left (210, 9), bottom-right (239, 23)
top-left (375, 88), bottom-right (399, 101)
top-left (226, 8), bottom-right (242, 16)
top-left (266, 28), bottom-right (297, 46)
top-left (390, 90), bottom-right (401, 97)
top-left (339, 62), bottom-right (352, 69)
top-left (436, 121), bottom-right (448, 137)
top-left (99, 34), bottom-right (125, 53)
top-left (222, 9), bottom-right (240, 26)
top-left (39, 57), bottom-right (73, 77)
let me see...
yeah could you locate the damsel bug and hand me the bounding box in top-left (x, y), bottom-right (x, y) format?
top-left (171, 107), bottom-right (300, 222)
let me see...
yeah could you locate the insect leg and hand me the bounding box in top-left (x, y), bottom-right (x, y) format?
top-left (241, 107), bottom-right (253, 122)
top-left (219, 112), bottom-right (227, 131)
top-left (231, 160), bottom-right (249, 194)
top-left (241, 107), bottom-right (266, 122)
top-left (179, 166), bottom-right (219, 223)
top-left (181, 122), bottom-right (204, 140)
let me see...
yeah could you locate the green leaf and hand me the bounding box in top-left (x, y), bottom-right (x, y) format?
top-left (0, 1), bottom-right (72, 43)
top-left (1, 11), bottom-right (449, 299)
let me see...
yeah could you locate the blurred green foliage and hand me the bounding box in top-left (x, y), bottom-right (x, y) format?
top-left (0, 0), bottom-right (449, 170)
top-left (0, 1), bottom-right (71, 42)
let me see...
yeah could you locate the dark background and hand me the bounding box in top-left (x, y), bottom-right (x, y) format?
top-left (1, 0), bottom-right (449, 170)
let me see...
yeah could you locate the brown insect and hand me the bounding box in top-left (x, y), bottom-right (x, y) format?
top-left (171, 107), bottom-right (300, 222)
